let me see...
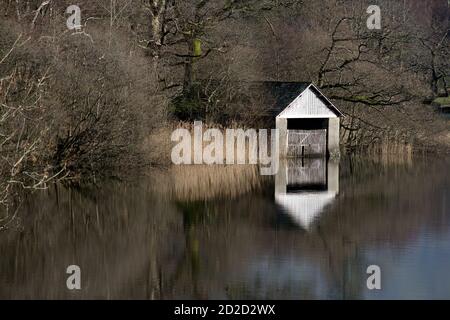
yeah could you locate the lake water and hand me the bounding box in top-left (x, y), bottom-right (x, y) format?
top-left (0, 155), bottom-right (449, 299)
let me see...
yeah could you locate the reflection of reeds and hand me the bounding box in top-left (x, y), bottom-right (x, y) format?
top-left (148, 165), bottom-right (268, 202)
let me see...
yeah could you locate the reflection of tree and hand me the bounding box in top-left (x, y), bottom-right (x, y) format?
top-left (0, 180), bottom-right (183, 299)
top-left (168, 201), bottom-right (218, 299)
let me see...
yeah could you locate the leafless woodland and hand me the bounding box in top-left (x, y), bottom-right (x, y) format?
top-left (1, 0), bottom-right (449, 216)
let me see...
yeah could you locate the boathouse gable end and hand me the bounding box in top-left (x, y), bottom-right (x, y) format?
top-left (276, 84), bottom-right (342, 119)
top-left (273, 82), bottom-right (342, 159)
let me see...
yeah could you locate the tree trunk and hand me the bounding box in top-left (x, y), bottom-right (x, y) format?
top-left (183, 38), bottom-right (195, 93)
top-left (149, 0), bottom-right (166, 49)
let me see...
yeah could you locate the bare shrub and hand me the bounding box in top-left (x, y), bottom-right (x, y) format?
top-left (0, 12), bottom-right (166, 222)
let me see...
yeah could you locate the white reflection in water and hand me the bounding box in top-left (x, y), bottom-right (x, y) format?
top-left (275, 158), bottom-right (339, 230)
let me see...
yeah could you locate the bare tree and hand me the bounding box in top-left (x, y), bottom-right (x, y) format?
top-left (141, 0), bottom-right (303, 92)
top-left (0, 32), bottom-right (59, 227)
top-left (409, 25), bottom-right (450, 97)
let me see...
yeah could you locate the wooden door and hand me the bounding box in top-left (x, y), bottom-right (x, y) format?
top-left (287, 129), bottom-right (327, 157)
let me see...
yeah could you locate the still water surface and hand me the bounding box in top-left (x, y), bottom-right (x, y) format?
top-left (0, 156), bottom-right (449, 299)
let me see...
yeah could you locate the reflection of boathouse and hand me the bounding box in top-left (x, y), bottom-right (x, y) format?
top-left (275, 158), bottom-right (339, 230)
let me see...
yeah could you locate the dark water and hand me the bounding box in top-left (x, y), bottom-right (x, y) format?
top-left (0, 156), bottom-right (449, 300)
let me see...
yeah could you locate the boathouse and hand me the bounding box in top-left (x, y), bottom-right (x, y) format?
top-left (267, 82), bottom-right (343, 158)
